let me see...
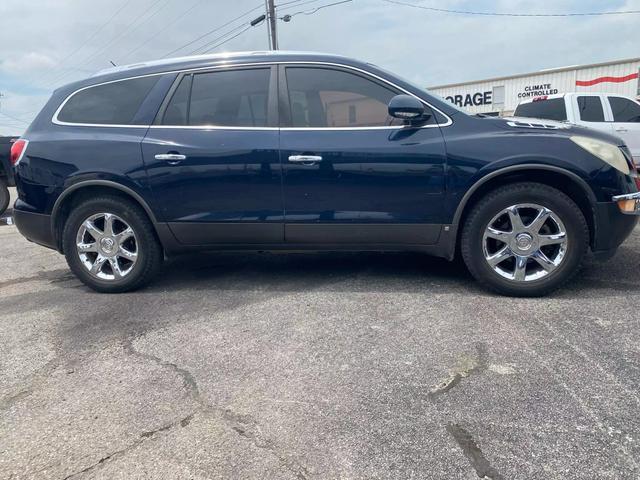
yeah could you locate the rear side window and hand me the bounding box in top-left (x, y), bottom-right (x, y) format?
top-left (576, 96), bottom-right (605, 122)
top-left (514, 98), bottom-right (567, 121)
top-left (162, 68), bottom-right (270, 127)
top-left (57, 76), bottom-right (159, 125)
top-left (609, 96), bottom-right (640, 123)
top-left (285, 67), bottom-right (405, 128)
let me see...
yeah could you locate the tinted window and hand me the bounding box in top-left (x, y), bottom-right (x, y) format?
top-left (609, 96), bottom-right (640, 123)
top-left (577, 96), bottom-right (605, 122)
top-left (285, 67), bottom-right (404, 127)
top-left (163, 69), bottom-right (269, 127)
top-left (514, 98), bottom-right (567, 121)
top-left (58, 76), bottom-right (159, 124)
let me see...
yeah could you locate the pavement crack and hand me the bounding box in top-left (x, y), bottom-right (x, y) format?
top-left (122, 340), bottom-right (202, 405)
top-left (222, 409), bottom-right (313, 479)
top-left (446, 423), bottom-right (504, 480)
top-left (141, 412), bottom-right (196, 438)
top-left (428, 343), bottom-right (488, 400)
top-left (62, 441), bottom-right (143, 480)
top-left (64, 411), bottom-right (198, 479)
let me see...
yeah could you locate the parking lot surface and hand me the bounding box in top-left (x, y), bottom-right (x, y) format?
top-left (1, 189), bottom-right (639, 479)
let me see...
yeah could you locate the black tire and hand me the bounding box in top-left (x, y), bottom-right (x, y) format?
top-left (461, 182), bottom-right (589, 297)
top-left (62, 195), bottom-right (163, 293)
top-left (0, 178), bottom-right (9, 216)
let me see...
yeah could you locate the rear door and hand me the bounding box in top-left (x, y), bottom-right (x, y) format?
top-left (142, 65), bottom-right (283, 245)
top-left (279, 64), bottom-right (448, 245)
top-left (606, 96), bottom-right (640, 166)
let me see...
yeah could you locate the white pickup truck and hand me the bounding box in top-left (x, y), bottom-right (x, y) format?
top-left (514, 93), bottom-right (640, 167)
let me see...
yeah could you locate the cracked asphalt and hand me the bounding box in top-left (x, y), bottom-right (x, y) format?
top-left (1, 187), bottom-right (640, 479)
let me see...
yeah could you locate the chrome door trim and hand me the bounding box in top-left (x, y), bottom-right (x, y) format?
top-left (51, 61), bottom-right (453, 130)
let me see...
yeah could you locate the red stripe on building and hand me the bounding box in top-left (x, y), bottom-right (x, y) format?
top-left (576, 73), bottom-right (638, 87)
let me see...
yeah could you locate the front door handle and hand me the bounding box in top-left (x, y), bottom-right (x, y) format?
top-left (155, 153), bottom-right (186, 165)
top-left (615, 127), bottom-right (628, 133)
top-left (288, 155), bottom-right (323, 163)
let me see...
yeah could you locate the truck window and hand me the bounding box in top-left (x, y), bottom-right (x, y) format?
top-left (514, 98), bottom-right (567, 121)
top-left (609, 97), bottom-right (640, 123)
top-left (576, 96), bottom-right (605, 122)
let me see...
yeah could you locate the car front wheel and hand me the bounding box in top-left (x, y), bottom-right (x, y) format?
top-left (461, 182), bottom-right (589, 297)
top-left (62, 195), bottom-right (163, 293)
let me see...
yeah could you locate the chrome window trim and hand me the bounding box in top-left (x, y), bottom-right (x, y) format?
top-left (52, 61), bottom-right (453, 130)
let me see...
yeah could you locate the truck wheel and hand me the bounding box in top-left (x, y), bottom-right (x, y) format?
top-left (0, 178), bottom-right (9, 216)
top-left (461, 182), bottom-right (589, 297)
top-left (62, 195), bottom-right (163, 293)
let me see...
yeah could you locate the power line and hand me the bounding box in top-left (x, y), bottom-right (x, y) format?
top-left (382, 0), bottom-right (640, 17)
top-left (188, 23), bottom-right (254, 55)
top-left (45, 0), bottom-right (170, 88)
top-left (0, 112), bottom-right (30, 125)
top-left (277, 0), bottom-right (326, 13)
top-left (120, 0), bottom-right (208, 62)
top-left (162, 3), bottom-right (264, 58)
top-left (280, 0), bottom-right (352, 19)
top-left (79, 0), bottom-right (172, 65)
top-left (38, 0), bottom-right (129, 84)
top-left (276, 0), bottom-right (308, 7)
top-left (201, 24), bottom-right (256, 54)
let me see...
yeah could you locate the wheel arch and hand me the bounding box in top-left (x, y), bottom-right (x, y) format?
top-left (51, 180), bottom-right (160, 253)
top-left (450, 165), bottom-right (598, 258)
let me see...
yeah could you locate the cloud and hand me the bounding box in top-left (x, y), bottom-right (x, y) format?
top-left (1, 52), bottom-right (56, 74)
top-left (0, 0), bottom-right (639, 131)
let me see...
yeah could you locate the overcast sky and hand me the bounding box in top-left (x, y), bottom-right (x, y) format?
top-left (1, 0), bottom-right (639, 134)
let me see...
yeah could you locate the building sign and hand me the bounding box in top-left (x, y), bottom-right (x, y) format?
top-left (445, 91), bottom-right (492, 107)
top-left (517, 83), bottom-right (558, 99)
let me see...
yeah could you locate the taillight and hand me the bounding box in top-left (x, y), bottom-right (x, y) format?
top-left (10, 139), bottom-right (28, 166)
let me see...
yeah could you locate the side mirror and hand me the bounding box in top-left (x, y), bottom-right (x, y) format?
top-left (388, 94), bottom-right (427, 122)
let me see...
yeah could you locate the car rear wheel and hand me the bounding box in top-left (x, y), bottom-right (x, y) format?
top-left (461, 182), bottom-right (589, 297)
top-left (0, 178), bottom-right (9, 216)
top-left (62, 196), bottom-right (163, 293)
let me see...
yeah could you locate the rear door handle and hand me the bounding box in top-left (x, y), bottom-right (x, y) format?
top-left (155, 153), bottom-right (186, 165)
top-left (615, 127), bottom-right (628, 133)
top-left (288, 155), bottom-right (323, 163)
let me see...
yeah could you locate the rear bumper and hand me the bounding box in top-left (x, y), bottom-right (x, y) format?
top-left (13, 206), bottom-right (57, 250)
top-left (592, 201), bottom-right (639, 253)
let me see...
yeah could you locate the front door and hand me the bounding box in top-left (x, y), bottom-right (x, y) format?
top-left (142, 66), bottom-right (283, 245)
top-left (279, 65), bottom-right (448, 245)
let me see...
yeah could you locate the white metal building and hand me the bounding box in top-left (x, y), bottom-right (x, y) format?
top-left (429, 57), bottom-right (640, 116)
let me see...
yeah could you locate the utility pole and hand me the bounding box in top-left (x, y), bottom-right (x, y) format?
top-left (266, 0), bottom-right (278, 50)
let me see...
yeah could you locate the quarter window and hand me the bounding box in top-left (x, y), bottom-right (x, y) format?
top-left (163, 68), bottom-right (270, 127)
top-left (576, 96), bottom-right (605, 122)
top-left (285, 67), bottom-right (405, 128)
top-left (609, 96), bottom-right (640, 123)
top-left (57, 76), bottom-right (160, 125)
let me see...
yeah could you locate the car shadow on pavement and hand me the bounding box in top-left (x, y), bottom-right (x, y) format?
top-left (144, 239), bottom-right (640, 298)
top-left (149, 251), bottom-right (477, 295)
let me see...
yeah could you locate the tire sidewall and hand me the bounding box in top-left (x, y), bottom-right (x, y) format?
top-left (63, 197), bottom-right (157, 293)
top-left (463, 185), bottom-right (588, 296)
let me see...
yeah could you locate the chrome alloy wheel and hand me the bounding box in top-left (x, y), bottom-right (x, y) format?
top-left (482, 203), bottom-right (568, 282)
top-left (76, 213), bottom-right (138, 281)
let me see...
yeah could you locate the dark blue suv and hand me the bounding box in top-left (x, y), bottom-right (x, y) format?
top-left (11, 51), bottom-right (640, 295)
